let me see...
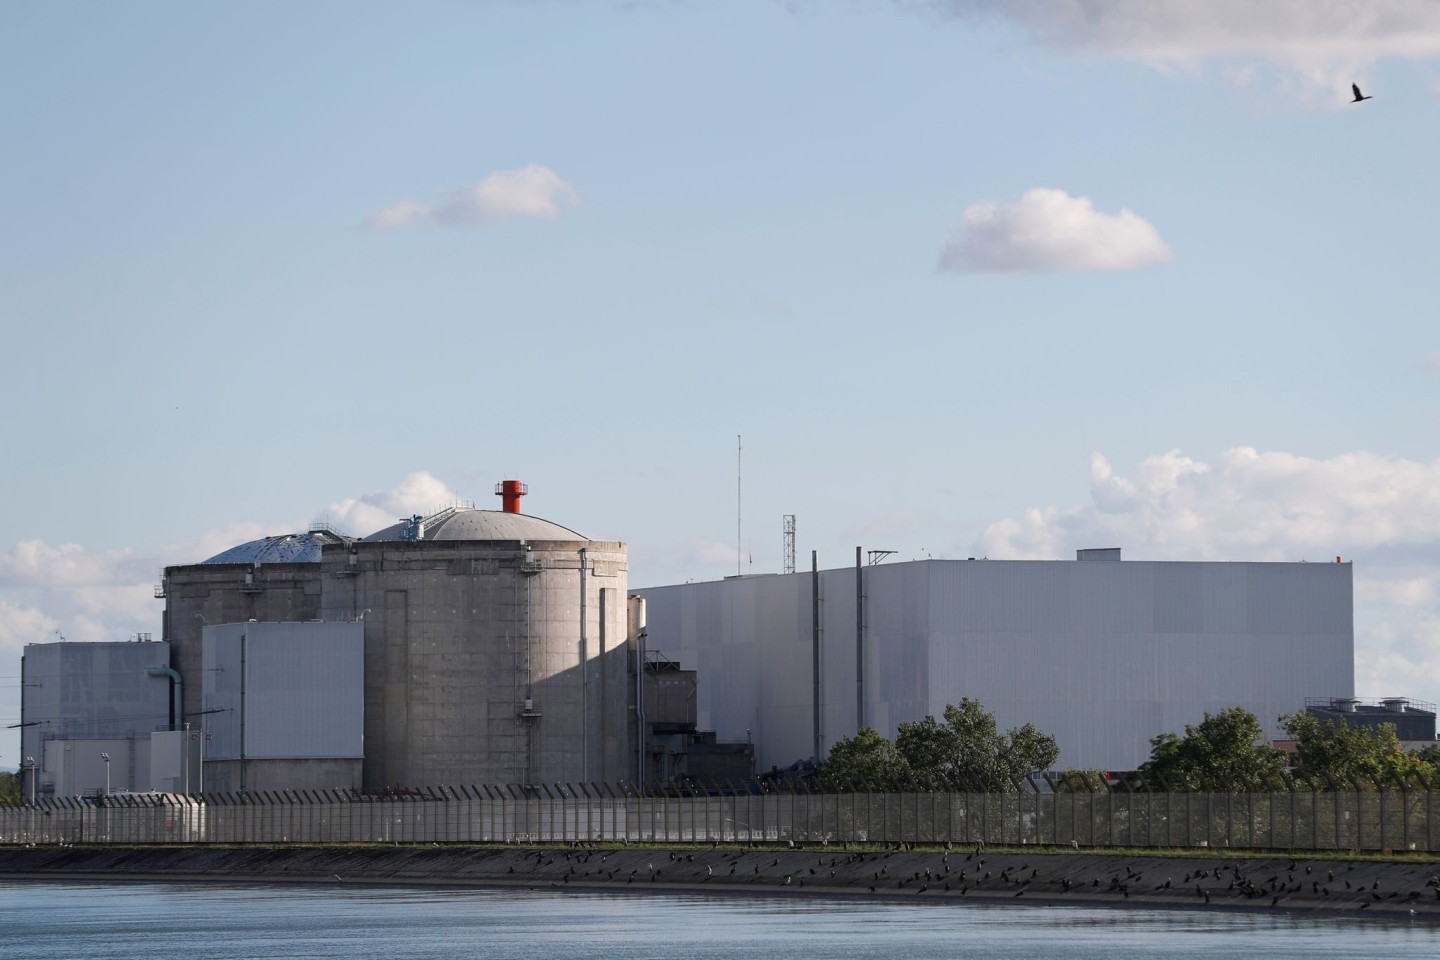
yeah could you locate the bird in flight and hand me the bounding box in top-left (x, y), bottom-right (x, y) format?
top-left (1351, 83), bottom-right (1373, 103)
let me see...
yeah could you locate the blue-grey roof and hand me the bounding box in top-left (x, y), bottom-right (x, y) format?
top-left (203, 530), bottom-right (352, 565)
top-left (363, 507), bottom-right (586, 542)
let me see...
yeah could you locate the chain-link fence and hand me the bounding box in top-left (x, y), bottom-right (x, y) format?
top-left (4, 785), bottom-right (1437, 852)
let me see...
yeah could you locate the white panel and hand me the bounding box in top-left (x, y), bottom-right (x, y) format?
top-left (203, 622), bottom-right (364, 761)
top-left (244, 622), bottom-right (364, 759)
top-left (202, 624), bottom-right (245, 760)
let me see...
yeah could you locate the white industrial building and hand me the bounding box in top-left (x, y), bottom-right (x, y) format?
top-left (633, 550), bottom-right (1354, 774)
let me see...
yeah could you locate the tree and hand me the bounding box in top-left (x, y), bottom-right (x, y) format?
top-left (817, 727), bottom-right (906, 791)
top-left (0, 770), bottom-right (20, 806)
top-left (1136, 707), bottom-right (1287, 791)
top-left (1279, 712), bottom-right (1437, 786)
top-left (895, 699), bottom-right (1059, 791)
top-left (820, 698), bottom-right (1059, 792)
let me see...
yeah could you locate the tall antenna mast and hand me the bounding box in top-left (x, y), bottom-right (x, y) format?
top-left (783, 514), bottom-right (796, 575)
top-left (736, 434), bottom-right (742, 577)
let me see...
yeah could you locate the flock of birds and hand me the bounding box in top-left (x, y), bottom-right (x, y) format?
top-left (467, 840), bottom-right (1438, 916)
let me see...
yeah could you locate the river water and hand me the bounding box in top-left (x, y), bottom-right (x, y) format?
top-left (0, 882), bottom-right (1431, 959)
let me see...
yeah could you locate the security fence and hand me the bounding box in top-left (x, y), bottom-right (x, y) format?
top-left (4, 785), bottom-right (1438, 852)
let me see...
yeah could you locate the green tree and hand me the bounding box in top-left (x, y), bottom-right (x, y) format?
top-left (823, 698), bottom-right (1059, 792)
top-left (1137, 707), bottom-right (1287, 791)
top-left (0, 770), bottom-right (20, 805)
top-left (818, 727), bottom-right (907, 791)
top-left (1279, 712), bottom-right (1436, 786)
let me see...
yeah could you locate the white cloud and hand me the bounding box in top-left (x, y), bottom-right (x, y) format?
top-left (913, 1), bottom-right (1440, 99)
top-left (939, 187), bottom-right (1172, 273)
top-left (369, 165), bottom-right (580, 230)
top-left (317, 471), bottom-right (463, 537)
top-left (976, 446), bottom-right (1440, 707)
top-left (1412, 351), bottom-right (1440, 372)
top-left (0, 540), bottom-right (148, 588)
top-left (0, 545), bottom-right (159, 728)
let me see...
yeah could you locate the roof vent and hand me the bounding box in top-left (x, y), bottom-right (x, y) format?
top-left (1381, 698), bottom-right (1409, 714)
top-left (1077, 547), bottom-right (1122, 561)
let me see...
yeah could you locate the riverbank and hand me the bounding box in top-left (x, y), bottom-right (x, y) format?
top-left (2, 844), bottom-right (1437, 920)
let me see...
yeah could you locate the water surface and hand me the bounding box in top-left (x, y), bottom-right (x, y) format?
top-left (0, 882), bottom-right (1429, 960)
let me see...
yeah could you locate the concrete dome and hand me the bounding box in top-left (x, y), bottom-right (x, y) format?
top-left (362, 506), bottom-right (586, 542)
top-left (203, 529), bottom-right (352, 564)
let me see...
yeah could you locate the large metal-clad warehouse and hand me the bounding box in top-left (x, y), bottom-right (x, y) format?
top-left (633, 550), bottom-right (1354, 773)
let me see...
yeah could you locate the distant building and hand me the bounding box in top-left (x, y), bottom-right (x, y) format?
top-left (1303, 696), bottom-right (1437, 744)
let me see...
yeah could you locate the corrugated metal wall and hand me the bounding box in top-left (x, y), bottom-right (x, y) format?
top-left (636, 559), bottom-right (1353, 773)
top-left (202, 622), bottom-right (363, 761)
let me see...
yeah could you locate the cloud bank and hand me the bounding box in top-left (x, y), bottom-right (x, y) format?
top-left (317, 471), bottom-right (464, 536)
top-left (939, 187), bottom-right (1172, 273)
top-left (976, 447), bottom-right (1440, 705)
top-left (913, 0), bottom-right (1440, 97)
top-left (370, 165), bottom-right (580, 229)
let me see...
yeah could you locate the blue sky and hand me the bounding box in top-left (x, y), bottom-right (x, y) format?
top-left (4, 1), bottom-right (1440, 762)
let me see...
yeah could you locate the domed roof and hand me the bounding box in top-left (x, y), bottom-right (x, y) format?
top-left (362, 506), bottom-right (586, 542)
top-left (203, 529), bottom-right (352, 565)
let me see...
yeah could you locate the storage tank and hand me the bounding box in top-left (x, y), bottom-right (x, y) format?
top-left (319, 494), bottom-right (629, 790)
top-left (158, 529), bottom-right (352, 727)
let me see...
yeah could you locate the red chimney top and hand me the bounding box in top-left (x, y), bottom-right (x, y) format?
top-left (495, 480), bottom-right (528, 514)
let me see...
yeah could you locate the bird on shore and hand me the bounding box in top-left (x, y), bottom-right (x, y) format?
top-left (1352, 83), bottom-right (1373, 103)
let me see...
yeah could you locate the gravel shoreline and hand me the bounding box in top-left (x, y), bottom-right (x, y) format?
top-left (3, 845), bottom-right (1438, 920)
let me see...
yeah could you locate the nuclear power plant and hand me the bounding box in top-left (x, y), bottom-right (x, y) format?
top-left (19, 480), bottom-right (1363, 800)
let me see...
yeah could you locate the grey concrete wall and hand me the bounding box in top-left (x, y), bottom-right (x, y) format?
top-left (319, 539), bottom-right (629, 790)
top-left (204, 758), bottom-right (362, 793)
top-left (160, 563), bottom-right (325, 726)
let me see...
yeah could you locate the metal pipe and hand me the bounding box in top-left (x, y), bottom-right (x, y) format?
top-left (630, 594), bottom-right (648, 792)
top-left (598, 586), bottom-right (608, 782)
top-left (239, 632), bottom-right (247, 793)
top-left (579, 548), bottom-right (588, 783)
top-left (855, 546), bottom-right (864, 731)
top-left (146, 666), bottom-right (183, 731)
top-left (812, 550), bottom-right (821, 762)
